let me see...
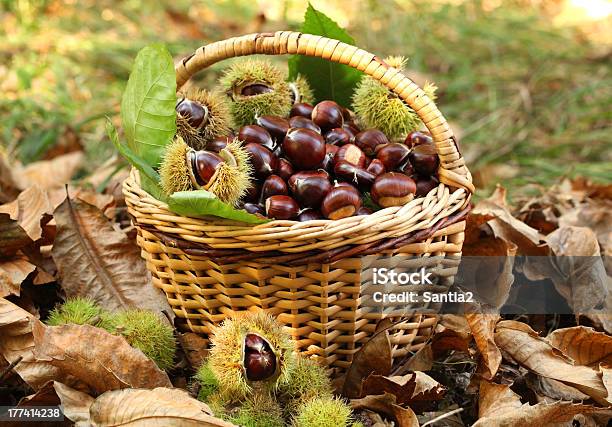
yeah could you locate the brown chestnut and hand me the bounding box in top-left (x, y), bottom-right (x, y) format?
top-left (243, 333), bottom-right (276, 381)
top-left (404, 130), bottom-right (433, 148)
top-left (243, 203), bottom-right (265, 216)
top-left (189, 150), bottom-right (224, 187)
top-left (343, 123), bottom-right (360, 138)
top-left (325, 128), bottom-right (353, 146)
top-left (265, 195), bottom-right (299, 220)
top-left (416, 175), bottom-right (439, 197)
top-left (354, 129), bottom-right (389, 157)
top-left (366, 159), bottom-right (386, 176)
top-left (290, 171), bottom-right (332, 209)
top-left (288, 170), bottom-right (329, 190)
top-left (341, 107), bottom-right (356, 123)
top-left (321, 185), bottom-right (362, 220)
top-left (397, 159), bottom-right (414, 175)
top-left (241, 83), bottom-right (273, 96)
top-left (206, 135), bottom-right (230, 153)
top-left (256, 116), bottom-right (290, 142)
top-left (261, 175), bottom-right (288, 201)
top-left (243, 182), bottom-right (262, 204)
top-left (356, 206), bottom-right (373, 216)
top-left (290, 102), bottom-right (314, 118)
top-left (333, 161), bottom-right (376, 191)
top-left (311, 100), bottom-right (344, 131)
top-left (298, 210), bottom-right (323, 221)
top-left (239, 125), bottom-right (275, 151)
top-left (244, 143), bottom-right (278, 180)
top-left (371, 173), bottom-right (416, 208)
top-left (176, 98), bottom-right (207, 129)
top-left (289, 116), bottom-right (321, 133)
top-left (408, 144), bottom-right (439, 176)
top-left (376, 143), bottom-right (410, 171)
top-left (321, 144), bottom-right (339, 173)
top-left (282, 128), bottom-right (325, 170)
top-left (276, 158), bottom-right (294, 181)
top-left (334, 144), bottom-right (367, 168)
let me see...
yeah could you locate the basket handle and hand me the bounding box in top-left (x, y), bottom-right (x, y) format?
top-left (175, 31), bottom-right (474, 193)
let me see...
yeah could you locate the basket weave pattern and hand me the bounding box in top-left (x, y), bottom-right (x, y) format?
top-left (123, 31), bottom-right (474, 370)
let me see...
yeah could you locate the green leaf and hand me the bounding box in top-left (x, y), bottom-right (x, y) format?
top-left (168, 191), bottom-right (269, 224)
top-left (120, 43), bottom-right (176, 168)
top-left (106, 119), bottom-right (160, 184)
top-left (288, 3), bottom-right (362, 106)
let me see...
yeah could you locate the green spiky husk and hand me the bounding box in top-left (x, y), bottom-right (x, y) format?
top-left (208, 311), bottom-right (297, 401)
top-left (46, 297), bottom-right (104, 327)
top-left (290, 75), bottom-right (314, 105)
top-left (219, 59), bottom-right (292, 127)
top-left (280, 357), bottom-right (332, 416)
top-left (352, 56), bottom-right (438, 139)
top-left (103, 309), bottom-right (176, 370)
top-left (159, 137), bottom-right (192, 195)
top-left (177, 88), bottom-right (231, 150)
top-left (195, 361), bottom-right (221, 402)
top-left (225, 392), bottom-right (285, 427)
top-left (293, 397), bottom-right (354, 427)
top-left (208, 138), bottom-right (253, 206)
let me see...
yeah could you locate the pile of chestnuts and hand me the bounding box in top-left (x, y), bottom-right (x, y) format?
top-left (201, 99), bottom-right (439, 221)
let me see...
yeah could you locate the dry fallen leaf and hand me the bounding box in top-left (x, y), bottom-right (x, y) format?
top-left (0, 212), bottom-right (32, 257)
top-left (88, 387), bottom-right (235, 426)
top-left (0, 152), bottom-right (21, 203)
top-left (14, 151), bottom-right (84, 190)
top-left (361, 371), bottom-right (445, 411)
top-left (343, 325), bottom-right (392, 398)
top-left (0, 255), bottom-right (36, 297)
top-left (179, 332), bottom-right (210, 369)
top-left (53, 381), bottom-right (95, 426)
top-left (526, 374), bottom-right (590, 402)
top-left (547, 326), bottom-right (612, 367)
top-left (466, 313), bottom-right (501, 380)
top-left (32, 322), bottom-right (172, 395)
top-left (0, 298), bottom-right (64, 390)
top-left (351, 393), bottom-right (419, 427)
top-left (0, 186), bottom-right (54, 241)
top-left (51, 197), bottom-right (173, 318)
top-left (494, 320), bottom-right (610, 405)
top-left (478, 381), bottom-right (522, 418)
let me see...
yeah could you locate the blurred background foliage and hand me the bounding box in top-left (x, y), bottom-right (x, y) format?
top-left (0, 0), bottom-right (610, 198)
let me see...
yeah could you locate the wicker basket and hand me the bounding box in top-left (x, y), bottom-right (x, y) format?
top-left (123, 31), bottom-right (474, 371)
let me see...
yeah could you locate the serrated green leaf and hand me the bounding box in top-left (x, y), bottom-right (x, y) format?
top-left (121, 44), bottom-right (176, 168)
top-left (288, 4), bottom-right (362, 106)
top-left (168, 191), bottom-right (269, 224)
top-left (106, 118), bottom-right (161, 185)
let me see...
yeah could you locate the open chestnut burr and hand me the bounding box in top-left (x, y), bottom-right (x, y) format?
top-left (176, 98), bottom-right (207, 129)
top-left (282, 128), bottom-right (326, 170)
top-left (189, 151), bottom-right (225, 187)
top-left (265, 195), bottom-right (300, 220)
top-left (371, 172), bottom-right (417, 208)
top-left (321, 185), bottom-right (362, 220)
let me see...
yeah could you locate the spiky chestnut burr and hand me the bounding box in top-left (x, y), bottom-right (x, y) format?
top-left (208, 311), bottom-right (296, 401)
top-left (175, 88), bottom-right (231, 150)
top-left (219, 59), bottom-right (292, 127)
top-left (279, 357), bottom-right (333, 414)
top-left (293, 397), bottom-right (355, 427)
top-left (289, 74), bottom-right (315, 105)
top-left (46, 297), bottom-right (108, 328)
top-left (352, 56), bottom-right (438, 139)
top-left (159, 137), bottom-right (252, 206)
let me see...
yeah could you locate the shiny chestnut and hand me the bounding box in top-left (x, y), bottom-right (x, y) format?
top-left (239, 125), bottom-right (275, 151)
top-left (321, 185), bottom-right (362, 220)
top-left (243, 182), bottom-right (262, 204)
top-left (371, 173), bottom-right (416, 208)
top-left (241, 83), bottom-right (273, 96)
top-left (290, 171), bottom-right (332, 209)
top-left (366, 159), bottom-right (386, 176)
top-left (334, 144), bottom-right (367, 168)
top-left (408, 144), bottom-right (439, 176)
top-left (176, 98), bottom-right (207, 129)
top-left (354, 129), bottom-right (389, 157)
top-left (256, 116), bottom-right (290, 142)
top-left (261, 175), bottom-right (288, 201)
top-left (376, 143), bottom-right (410, 171)
top-left (289, 116), bottom-right (321, 133)
top-left (311, 100), bottom-right (344, 131)
top-left (416, 176), bottom-right (439, 197)
top-left (404, 131), bottom-right (433, 148)
top-left (276, 158), bottom-right (294, 181)
top-left (265, 195), bottom-right (300, 220)
top-left (190, 150), bottom-right (224, 187)
top-left (333, 161), bottom-right (376, 191)
top-left (282, 128), bottom-right (326, 170)
top-left (290, 102), bottom-right (314, 118)
top-left (244, 143), bottom-right (278, 180)
top-left (298, 210), bottom-right (323, 221)
top-left (243, 203), bottom-right (265, 216)
top-left (356, 206), bottom-right (373, 216)
top-left (206, 135), bottom-right (230, 153)
top-left (325, 128), bottom-right (353, 146)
